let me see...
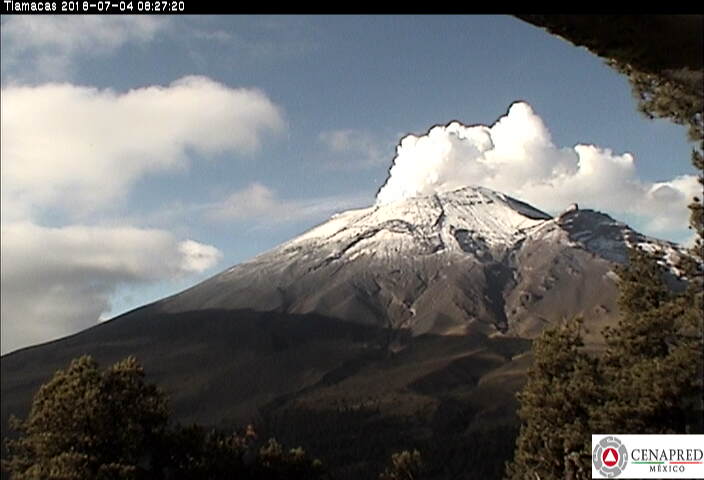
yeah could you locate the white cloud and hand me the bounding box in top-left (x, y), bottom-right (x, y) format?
top-left (1, 16), bottom-right (166, 81)
top-left (1, 76), bottom-right (285, 220)
top-left (318, 129), bottom-right (388, 168)
top-left (1, 222), bottom-right (222, 354)
top-left (377, 102), bottom-right (699, 239)
top-left (1, 75), bottom-right (284, 353)
top-left (207, 182), bottom-right (369, 224)
top-left (178, 239), bottom-right (224, 273)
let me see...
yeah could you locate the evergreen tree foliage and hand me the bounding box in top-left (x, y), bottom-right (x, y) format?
top-left (162, 425), bottom-right (324, 480)
top-left (594, 248), bottom-right (703, 435)
top-left (506, 250), bottom-right (703, 480)
top-left (2, 356), bottom-right (326, 480)
top-left (605, 22), bottom-right (704, 436)
top-left (508, 15), bottom-right (704, 480)
top-left (161, 424), bottom-right (254, 479)
top-left (504, 318), bottom-right (599, 480)
top-left (604, 12), bottom-right (704, 438)
top-left (254, 438), bottom-right (325, 479)
top-left (610, 63), bottom-right (703, 142)
top-left (2, 355), bottom-right (170, 480)
top-left (378, 449), bottom-right (423, 480)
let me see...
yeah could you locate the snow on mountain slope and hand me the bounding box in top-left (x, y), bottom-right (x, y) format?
top-left (528, 204), bottom-right (685, 269)
top-left (2, 185), bottom-right (694, 460)
top-left (288, 186), bottom-right (550, 256)
top-left (158, 186), bottom-right (686, 337)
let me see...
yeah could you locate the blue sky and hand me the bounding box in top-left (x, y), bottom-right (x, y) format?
top-left (1, 15), bottom-right (699, 354)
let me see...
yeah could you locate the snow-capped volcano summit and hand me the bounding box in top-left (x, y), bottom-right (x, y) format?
top-left (159, 186), bottom-right (681, 338)
top-left (1, 185), bottom-right (691, 471)
top-left (290, 186), bottom-right (551, 257)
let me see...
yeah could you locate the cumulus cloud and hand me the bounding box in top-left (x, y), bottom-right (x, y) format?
top-left (377, 102), bottom-right (699, 238)
top-left (178, 240), bottom-right (224, 273)
top-left (1, 76), bottom-right (285, 220)
top-left (1, 223), bottom-right (222, 354)
top-left (207, 182), bottom-right (368, 224)
top-left (1, 16), bottom-right (166, 81)
top-left (1, 75), bottom-right (284, 353)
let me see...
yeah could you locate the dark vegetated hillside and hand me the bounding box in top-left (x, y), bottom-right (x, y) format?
top-left (3, 187), bottom-right (690, 478)
top-left (2, 306), bottom-right (532, 478)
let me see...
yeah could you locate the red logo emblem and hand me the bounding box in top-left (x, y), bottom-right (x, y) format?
top-left (602, 448), bottom-right (619, 467)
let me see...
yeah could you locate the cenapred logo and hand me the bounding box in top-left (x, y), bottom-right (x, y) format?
top-left (592, 434), bottom-right (704, 479)
top-left (593, 436), bottom-right (628, 478)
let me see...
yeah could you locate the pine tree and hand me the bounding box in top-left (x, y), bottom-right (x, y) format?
top-left (254, 438), bottom-right (325, 479)
top-left (378, 449), bottom-right (423, 480)
top-left (593, 247), bottom-right (703, 435)
top-left (505, 318), bottom-right (599, 480)
top-left (2, 357), bottom-right (327, 480)
top-left (2, 356), bottom-right (170, 480)
top-left (507, 16), bottom-right (704, 479)
top-left (604, 27), bottom-right (704, 435)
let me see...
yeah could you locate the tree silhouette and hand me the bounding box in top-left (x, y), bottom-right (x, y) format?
top-left (2, 355), bottom-right (169, 480)
top-left (508, 18), bottom-right (703, 478)
top-left (505, 318), bottom-right (598, 480)
top-left (2, 355), bottom-right (327, 480)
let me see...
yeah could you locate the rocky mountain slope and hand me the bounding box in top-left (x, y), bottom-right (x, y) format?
top-left (158, 185), bottom-right (681, 339)
top-left (0, 186), bottom-right (686, 478)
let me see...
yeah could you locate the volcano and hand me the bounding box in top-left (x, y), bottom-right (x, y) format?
top-left (0, 186), bottom-right (685, 478)
top-left (158, 185), bottom-right (680, 338)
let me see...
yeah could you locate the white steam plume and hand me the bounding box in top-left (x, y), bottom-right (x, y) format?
top-left (376, 102), bottom-right (698, 238)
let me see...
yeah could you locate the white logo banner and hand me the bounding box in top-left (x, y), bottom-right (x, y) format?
top-left (592, 435), bottom-right (704, 479)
